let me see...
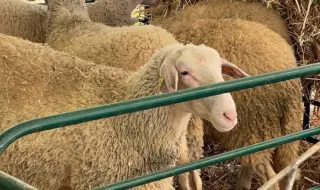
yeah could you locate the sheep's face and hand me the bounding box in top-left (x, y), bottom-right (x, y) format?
top-left (159, 44), bottom-right (249, 132)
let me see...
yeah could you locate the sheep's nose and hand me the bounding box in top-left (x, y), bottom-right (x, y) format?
top-left (223, 111), bottom-right (237, 124)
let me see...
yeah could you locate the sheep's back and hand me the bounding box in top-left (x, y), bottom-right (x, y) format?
top-left (0, 0), bottom-right (47, 43)
top-left (46, 23), bottom-right (178, 71)
top-left (0, 33), bottom-right (128, 133)
top-left (153, 0), bottom-right (291, 43)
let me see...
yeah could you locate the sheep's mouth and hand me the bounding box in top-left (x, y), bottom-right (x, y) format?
top-left (210, 118), bottom-right (237, 132)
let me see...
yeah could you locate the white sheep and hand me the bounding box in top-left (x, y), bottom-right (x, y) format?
top-left (0, 32), bottom-right (249, 190)
top-left (154, 17), bottom-right (303, 190)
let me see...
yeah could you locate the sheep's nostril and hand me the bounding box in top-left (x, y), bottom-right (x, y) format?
top-left (223, 112), bottom-right (237, 123)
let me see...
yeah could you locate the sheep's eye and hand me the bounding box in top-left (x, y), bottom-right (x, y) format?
top-left (181, 71), bottom-right (189, 76)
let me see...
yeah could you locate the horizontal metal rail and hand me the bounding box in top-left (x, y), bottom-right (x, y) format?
top-left (1, 62), bottom-right (320, 153)
top-left (0, 171), bottom-right (37, 190)
top-left (93, 126), bottom-right (320, 190)
top-left (1, 127), bottom-right (319, 190)
top-left (309, 186), bottom-right (320, 190)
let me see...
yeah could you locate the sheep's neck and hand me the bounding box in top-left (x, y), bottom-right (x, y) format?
top-left (46, 0), bottom-right (91, 37)
top-left (112, 60), bottom-right (191, 159)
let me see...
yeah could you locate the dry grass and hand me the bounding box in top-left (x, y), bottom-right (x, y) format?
top-left (148, 0), bottom-right (320, 189)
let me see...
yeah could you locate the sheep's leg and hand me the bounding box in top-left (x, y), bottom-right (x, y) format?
top-left (255, 163), bottom-right (280, 190)
top-left (265, 163), bottom-right (280, 190)
top-left (235, 164), bottom-right (254, 190)
top-left (177, 116), bottom-right (203, 190)
top-left (133, 177), bottom-right (175, 190)
top-left (190, 170), bottom-right (202, 190)
top-left (177, 170), bottom-right (202, 190)
top-left (177, 135), bottom-right (201, 190)
top-left (274, 143), bottom-right (301, 190)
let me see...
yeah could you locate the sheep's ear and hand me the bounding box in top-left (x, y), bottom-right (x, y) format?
top-left (221, 58), bottom-right (250, 79)
top-left (159, 59), bottom-right (178, 93)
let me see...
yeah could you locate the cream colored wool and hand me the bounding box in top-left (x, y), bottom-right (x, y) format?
top-left (45, 0), bottom-right (177, 71)
top-left (153, 0), bottom-right (291, 43)
top-left (0, 0), bottom-right (47, 43)
top-left (0, 0), bottom-right (155, 43)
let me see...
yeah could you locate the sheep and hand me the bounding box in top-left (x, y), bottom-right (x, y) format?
top-left (1, 0), bottom-right (290, 46)
top-left (0, 0), bottom-right (157, 43)
top-left (44, 0), bottom-right (178, 71)
top-left (0, 0), bottom-right (47, 43)
top-left (152, 0), bottom-right (292, 44)
top-left (0, 32), bottom-right (250, 190)
top-left (152, 17), bottom-right (303, 190)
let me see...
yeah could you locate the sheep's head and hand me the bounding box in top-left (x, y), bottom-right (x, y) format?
top-left (159, 44), bottom-right (249, 132)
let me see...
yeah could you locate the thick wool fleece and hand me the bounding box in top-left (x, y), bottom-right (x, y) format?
top-left (0, 0), bottom-right (151, 43)
top-left (0, 33), bottom-right (128, 134)
top-left (45, 0), bottom-right (177, 71)
top-left (0, 0), bottom-right (47, 43)
top-left (0, 33), bottom-right (191, 190)
top-left (153, 0), bottom-right (291, 43)
top-left (87, 0), bottom-right (134, 26)
top-left (155, 18), bottom-right (302, 188)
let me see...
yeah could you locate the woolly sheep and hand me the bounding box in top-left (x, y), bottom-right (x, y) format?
top-left (0, 33), bottom-right (250, 189)
top-left (0, 0), bottom-right (155, 43)
top-left (152, 0), bottom-right (291, 44)
top-left (45, 0), bottom-right (177, 71)
top-left (45, 0), bottom-right (301, 188)
top-left (44, 0), bottom-right (203, 187)
top-left (1, 0), bottom-right (290, 46)
top-left (153, 18), bottom-right (303, 190)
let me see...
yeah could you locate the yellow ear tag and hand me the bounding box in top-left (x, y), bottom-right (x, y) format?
top-left (158, 76), bottom-right (164, 91)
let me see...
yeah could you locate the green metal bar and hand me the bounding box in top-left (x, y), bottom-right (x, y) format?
top-left (94, 126), bottom-right (320, 190)
top-left (0, 171), bottom-right (37, 190)
top-left (1, 62), bottom-right (320, 153)
top-left (309, 186), bottom-right (320, 190)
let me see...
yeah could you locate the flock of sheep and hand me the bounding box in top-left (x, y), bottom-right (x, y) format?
top-left (0, 0), bottom-right (304, 189)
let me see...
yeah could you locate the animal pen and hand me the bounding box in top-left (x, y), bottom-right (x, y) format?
top-left (0, 60), bottom-right (319, 190)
